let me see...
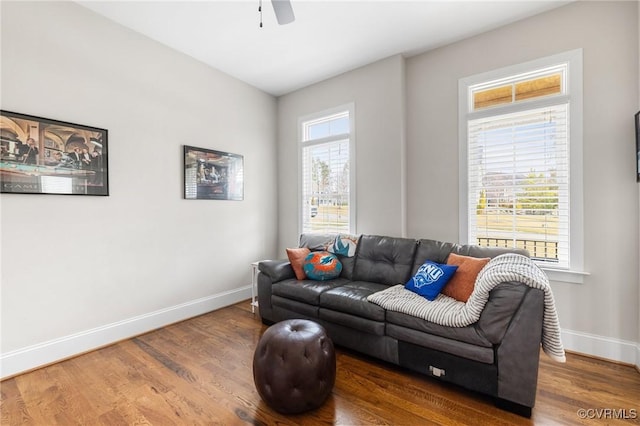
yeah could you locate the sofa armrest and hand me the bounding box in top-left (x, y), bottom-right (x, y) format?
top-left (495, 286), bottom-right (544, 409)
top-left (259, 259), bottom-right (295, 282)
top-left (257, 259), bottom-right (294, 324)
top-left (477, 282), bottom-right (529, 344)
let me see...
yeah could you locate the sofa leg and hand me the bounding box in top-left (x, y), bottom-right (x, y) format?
top-left (261, 318), bottom-right (275, 326)
top-left (494, 398), bottom-right (532, 418)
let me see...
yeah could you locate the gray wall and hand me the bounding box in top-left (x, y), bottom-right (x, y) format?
top-left (407, 0), bottom-right (639, 355)
top-left (277, 55), bottom-right (406, 251)
top-left (0, 1), bottom-right (278, 376)
top-left (1, 0), bottom-right (638, 374)
top-left (277, 1), bottom-right (639, 361)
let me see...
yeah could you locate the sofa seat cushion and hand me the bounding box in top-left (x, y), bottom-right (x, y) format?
top-left (272, 295), bottom-right (319, 319)
top-left (319, 281), bottom-right (388, 321)
top-left (272, 278), bottom-right (350, 305)
top-left (319, 308), bottom-right (385, 336)
top-left (386, 311), bottom-right (492, 348)
top-left (387, 323), bottom-right (494, 364)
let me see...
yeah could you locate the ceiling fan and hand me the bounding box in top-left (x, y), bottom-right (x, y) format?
top-left (259, 0), bottom-right (295, 27)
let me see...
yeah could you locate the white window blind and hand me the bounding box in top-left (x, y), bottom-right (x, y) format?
top-left (468, 103), bottom-right (569, 267)
top-left (460, 50), bottom-right (584, 280)
top-left (300, 107), bottom-right (353, 234)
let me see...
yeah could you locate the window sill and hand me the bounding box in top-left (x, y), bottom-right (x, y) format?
top-left (541, 267), bottom-right (589, 284)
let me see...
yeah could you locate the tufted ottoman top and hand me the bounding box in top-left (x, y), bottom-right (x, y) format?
top-left (253, 319), bottom-right (336, 414)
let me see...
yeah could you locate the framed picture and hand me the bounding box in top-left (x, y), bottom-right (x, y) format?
top-left (183, 145), bottom-right (244, 200)
top-left (636, 111), bottom-right (639, 182)
top-left (0, 110), bottom-right (108, 195)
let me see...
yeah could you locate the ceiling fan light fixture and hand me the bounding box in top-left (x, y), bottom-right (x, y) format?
top-left (271, 0), bottom-right (295, 25)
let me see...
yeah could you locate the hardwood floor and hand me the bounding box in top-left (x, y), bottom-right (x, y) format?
top-left (2, 301), bottom-right (639, 425)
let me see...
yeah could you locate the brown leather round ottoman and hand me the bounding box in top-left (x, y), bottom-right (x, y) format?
top-left (253, 319), bottom-right (336, 414)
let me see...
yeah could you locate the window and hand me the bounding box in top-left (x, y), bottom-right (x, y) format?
top-left (459, 50), bottom-right (584, 280)
top-left (300, 104), bottom-right (355, 234)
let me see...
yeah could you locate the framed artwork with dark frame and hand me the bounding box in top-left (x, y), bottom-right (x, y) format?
top-left (183, 145), bottom-right (244, 200)
top-left (636, 111), bottom-right (640, 182)
top-left (0, 110), bottom-right (108, 195)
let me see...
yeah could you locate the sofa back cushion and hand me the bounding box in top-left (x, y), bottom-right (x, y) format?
top-left (353, 235), bottom-right (417, 285)
top-left (412, 239), bottom-right (456, 274)
top-left (452, 244), bottom-right (529, 259)
top-left (299, 233), bottom-right (335, 251)
top-left (412, 238), bottom-right (530, 275)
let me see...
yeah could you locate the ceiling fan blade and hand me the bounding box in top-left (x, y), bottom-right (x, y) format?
top-left (271, 0), bottom-right (295, 25)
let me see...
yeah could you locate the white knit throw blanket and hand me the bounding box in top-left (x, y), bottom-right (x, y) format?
top-left (367, 253), bottom-right (566, 362)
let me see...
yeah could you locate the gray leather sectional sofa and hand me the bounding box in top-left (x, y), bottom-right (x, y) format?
top-left (257, 234), bottom-right (545, 417)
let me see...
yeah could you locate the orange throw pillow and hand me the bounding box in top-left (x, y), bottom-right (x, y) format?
top-left (286, 247), bottom-right (311, 280)
top-left (441, 253), bottom-right (490, 302)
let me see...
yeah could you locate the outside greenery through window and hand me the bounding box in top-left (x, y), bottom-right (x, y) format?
top-left (300, 106), bottom-right (353, 234)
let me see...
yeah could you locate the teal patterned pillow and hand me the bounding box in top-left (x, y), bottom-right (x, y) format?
top-left (303, 251), bottom-right (342, 280)
top-left (328, 234), bottom-right (359, 257)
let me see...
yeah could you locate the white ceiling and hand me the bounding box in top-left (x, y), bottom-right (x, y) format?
top-left (78, 0), bottom-right (570, 96)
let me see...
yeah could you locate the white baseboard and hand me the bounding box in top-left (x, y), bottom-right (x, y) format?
top-left (561, 328), bottom-right (639, 366)
top-left (3, 297), bottom-right (638, 379)
top-left (0, 286), bottom-right (251, 380)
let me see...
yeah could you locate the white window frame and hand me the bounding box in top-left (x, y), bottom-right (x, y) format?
top-left (458, 49), bottom-right (587, 283)
top-left (298, 103), bottom-right (356, 235)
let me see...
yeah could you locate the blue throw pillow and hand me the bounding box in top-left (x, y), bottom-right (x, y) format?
top-left (405, 261), bottom-right (458, 301)
top-left (303, 251), bottom-right (342, 281)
